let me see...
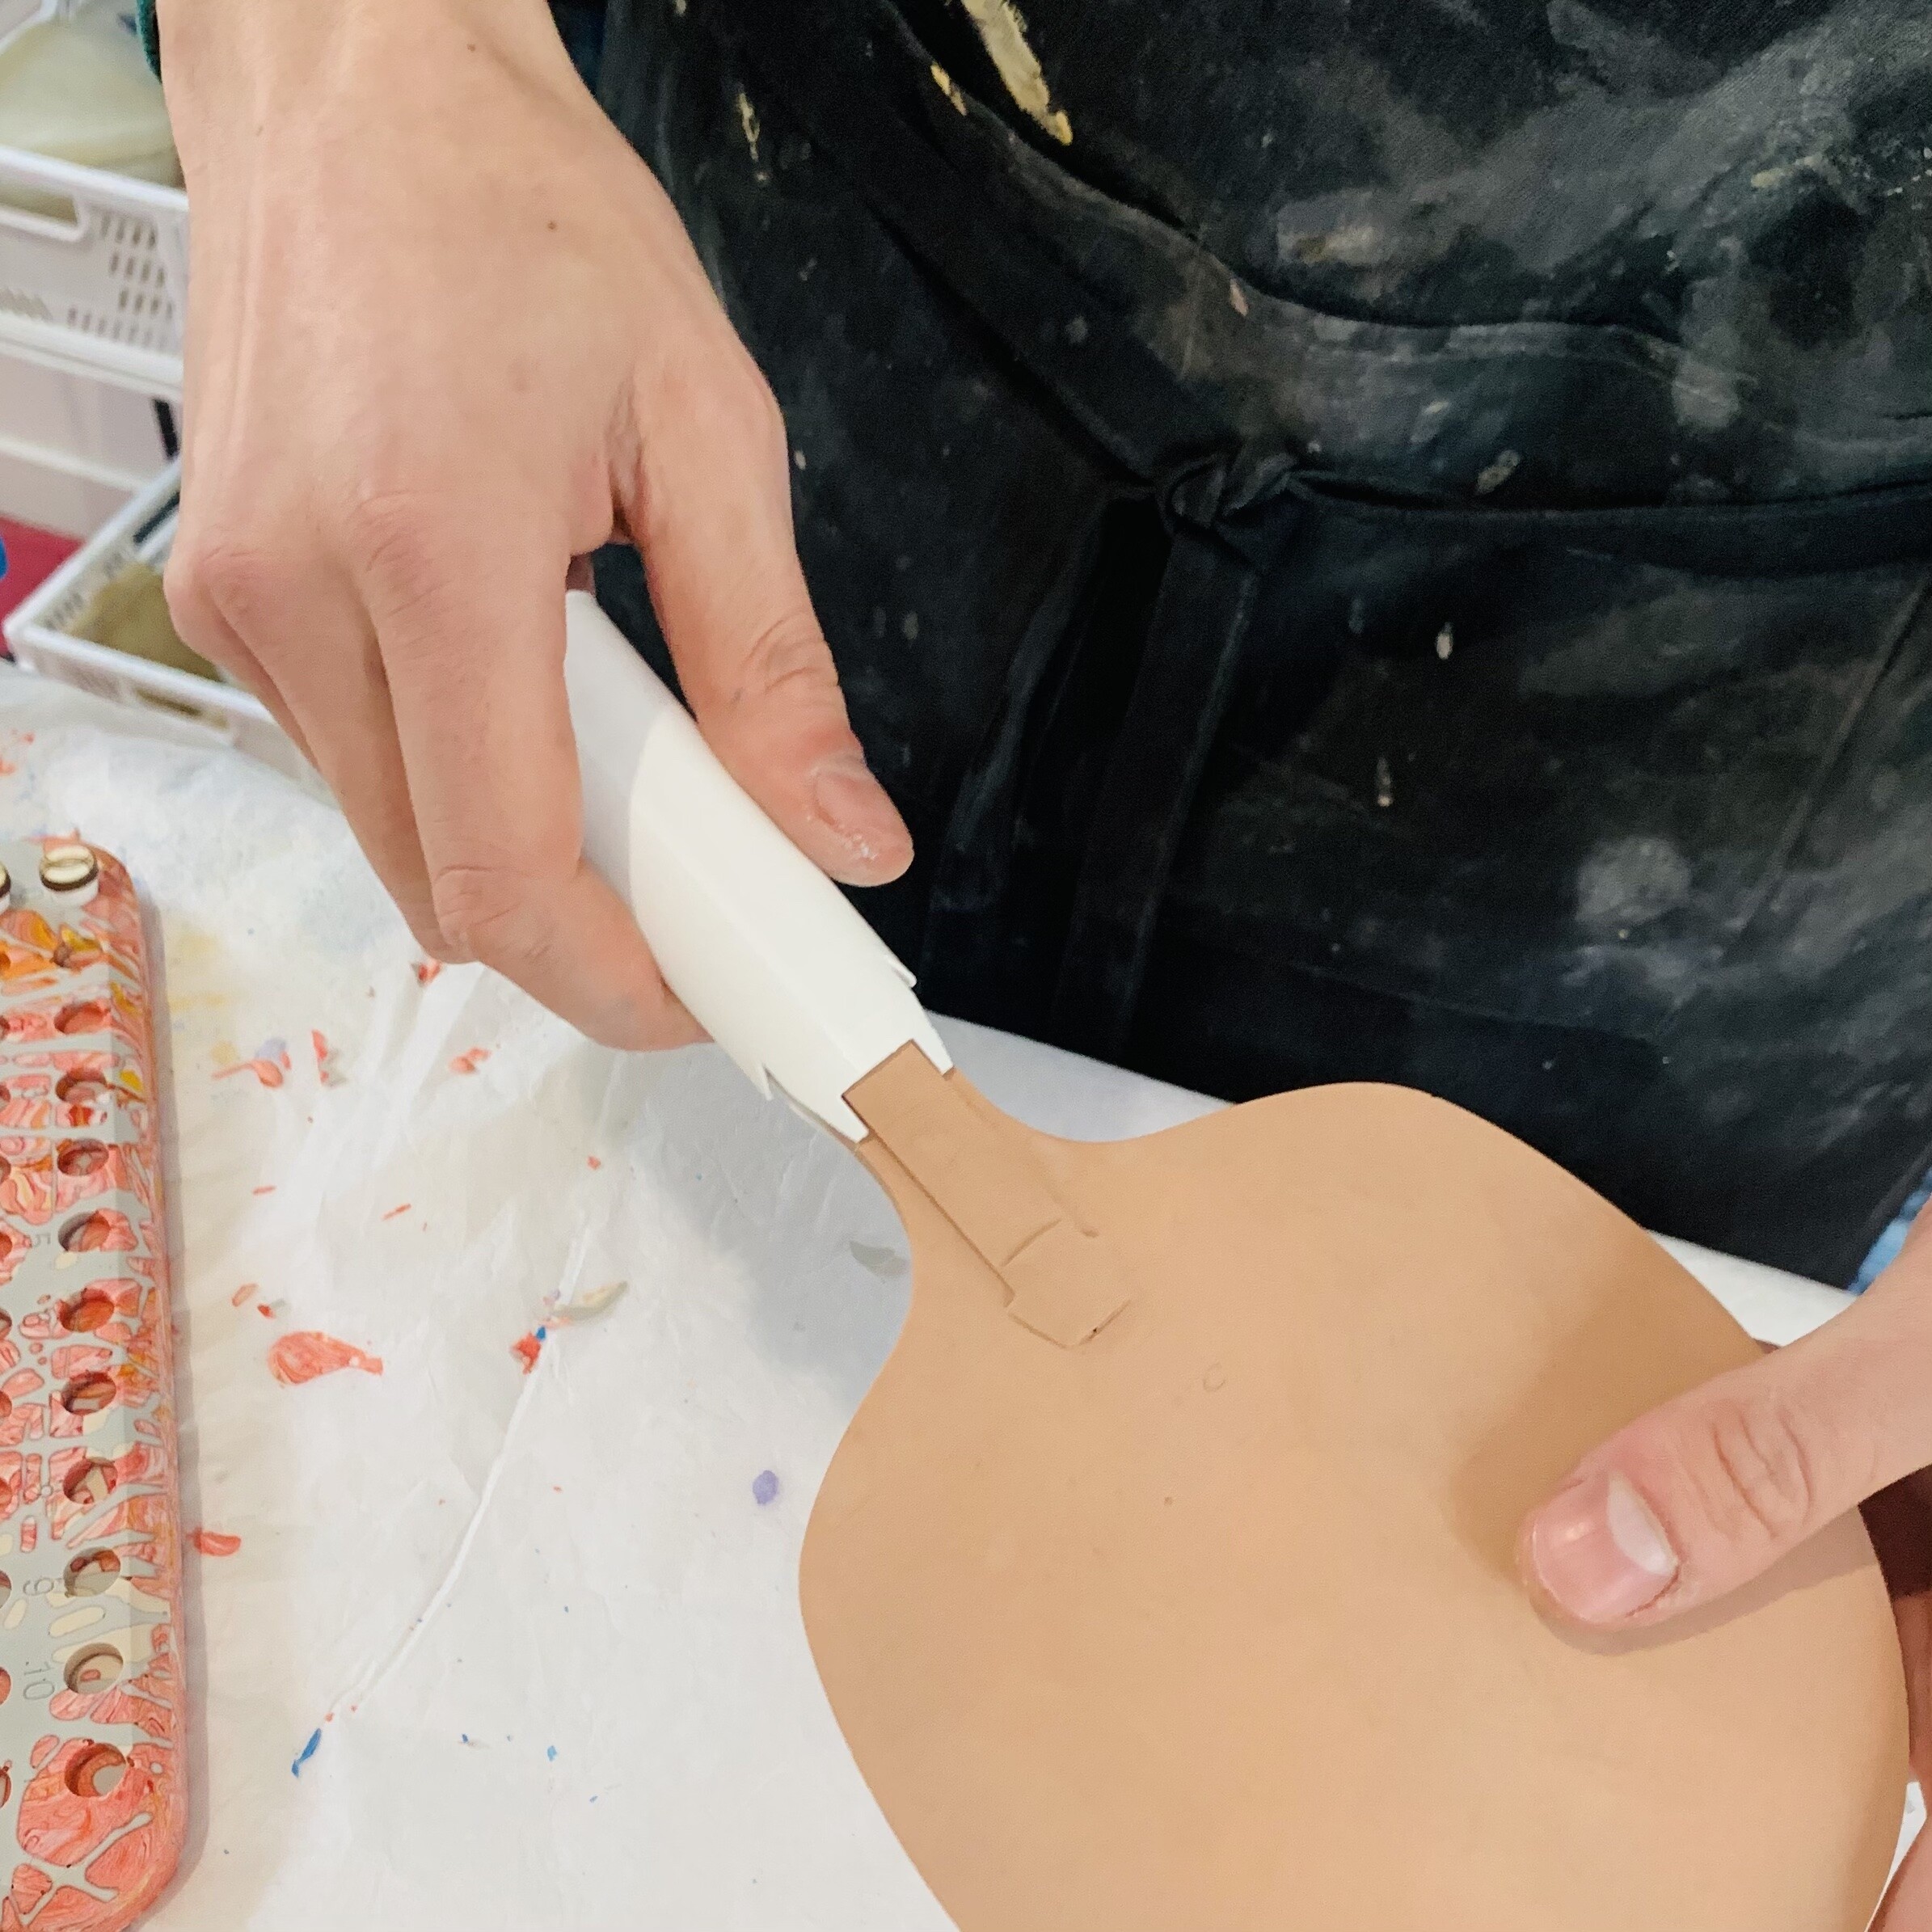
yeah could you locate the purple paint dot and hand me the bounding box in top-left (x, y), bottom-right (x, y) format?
top-left (752, 1469), bottom-right (779, 1507)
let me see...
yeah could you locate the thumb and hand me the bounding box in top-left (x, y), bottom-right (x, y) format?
top-left (1519, 1248), bottom-right (1932, 1629)
top-left (622, 354), bottom-right (912, 888)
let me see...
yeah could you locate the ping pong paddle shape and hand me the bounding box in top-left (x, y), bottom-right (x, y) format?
top-left (564, 593), bottom-right (1907, 1930)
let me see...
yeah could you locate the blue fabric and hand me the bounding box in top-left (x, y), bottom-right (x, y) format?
top-left (136, 0), bottom-right (159, 77)
top-left (1854, 1176), bottom-right (1931, 1293)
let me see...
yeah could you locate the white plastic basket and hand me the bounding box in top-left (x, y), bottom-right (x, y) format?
top-left (4, 458), bottom-right (324, 795)
top-left (0, 2), bottom-right (188, 397)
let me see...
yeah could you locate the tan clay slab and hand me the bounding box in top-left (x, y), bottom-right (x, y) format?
top-left (812, 1063), bottom-right (1906, 1932)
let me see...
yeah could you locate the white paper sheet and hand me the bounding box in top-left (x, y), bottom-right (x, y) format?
top-left (0, 666), bottom-right (1909, 1928)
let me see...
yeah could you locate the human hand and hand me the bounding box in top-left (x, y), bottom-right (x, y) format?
top-left (156, 0), bottom-right (910, 1048)
top-left (1520, 1212), bottom-right (1932, 1925)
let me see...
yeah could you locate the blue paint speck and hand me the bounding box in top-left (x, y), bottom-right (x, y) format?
top-left (535, 1325), bottom-right (548, 1341)
top-left (546, 1744), bottom-right (558, 1761)
top-left (752, 1469), bottom-right (779, 1507)
top-left (292, 1728), bottom-right (322, 1777)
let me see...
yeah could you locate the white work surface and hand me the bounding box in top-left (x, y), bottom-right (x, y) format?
top-left (0, 668), bottom-right (1905, 1929)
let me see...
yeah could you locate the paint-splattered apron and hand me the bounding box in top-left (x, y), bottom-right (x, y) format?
top-left (592, 0), bottom-right (1932, 1284)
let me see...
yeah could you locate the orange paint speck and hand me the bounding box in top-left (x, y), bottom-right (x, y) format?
top-left (311, 1031), bottom-right (343, 1085)
top-left (255, 1305), bottom-right (274, 1319)
top-left (381, 1203), bottom-right (411, 1222)
top-left (191, 1529), bottom-right (241, 1558)
top-left (252, 1185), bottom-right (276, 1196)
top-left (229, 1283), bottom-right (258, 1309)
top-left (268, 1331), bottom-right (384, 1386)
top-left (449, 1048), bottom-right (491, 1076)
top-left (412, 960), bottom-right (442, 986)
top-left (510, 1332), bottom-right (543, 1375)
top-left (587, 1156), bottom-right (601, 1171)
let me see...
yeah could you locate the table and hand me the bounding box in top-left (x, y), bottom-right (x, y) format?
top-left (0, 666), bottom-right (1905, 1929)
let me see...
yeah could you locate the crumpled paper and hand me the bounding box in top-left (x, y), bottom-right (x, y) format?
top-left (0, 667), bottom-right (1913, 1926)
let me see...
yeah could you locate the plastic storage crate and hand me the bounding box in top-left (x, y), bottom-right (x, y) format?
top-left (0, 1), bottom-right (188, 397)
top-left (4, 459), bottom-right (323, 795)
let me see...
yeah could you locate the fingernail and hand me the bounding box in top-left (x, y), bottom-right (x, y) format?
top-left (1525, 1470), bottom-right (1678, 1624)
top-left (811, 752), bottom-right (912, 880)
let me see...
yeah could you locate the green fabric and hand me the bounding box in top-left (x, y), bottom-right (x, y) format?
top-left (137, 0), bottom-right (160, 78)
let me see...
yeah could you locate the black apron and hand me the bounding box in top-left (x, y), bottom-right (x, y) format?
top-left (592, 0), bottom-right (1932, 1285)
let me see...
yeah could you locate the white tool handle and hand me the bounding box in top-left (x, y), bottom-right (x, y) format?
top-left (562, 590), bottom-right (951, 1140)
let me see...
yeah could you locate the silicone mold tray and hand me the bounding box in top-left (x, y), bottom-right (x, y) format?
top-left (0, 838), bottom-right (183, 1930)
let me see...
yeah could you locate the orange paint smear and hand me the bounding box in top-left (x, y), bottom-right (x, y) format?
top-left (214, 1059), bottom-right (284, 1090)
top-left (190, 1529), bottom-right (241, 1558)
top-left (255, 1305), bottom-right (274, 1319)
top-left (449, 1048), bottom-right (491, 1076)
top-left (587, 1156), bottom-right (602, 1171)
top-left (229, 1282), bottom-right (257, 1308)
top-left (310, 1030), bottom-right (343, 1086)
top-left (381, 1203), bottom-right (411, 1221)
top-left (510, 1332), bottom-right (543, 1375)
top-left (412, 960), bottom-right (442, 986)
top-left (268, 1331), bottom-right (384, 1386)
top-left (252, 1185), bottom-right (276, 1196)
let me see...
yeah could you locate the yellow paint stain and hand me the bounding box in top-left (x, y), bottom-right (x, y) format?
top-left (930, 61), bottom-right (969, 115)
top-left (166, 922), bottom-right (224, 970)
top-left (958, 0), bottom-right (1072, 145)
top-left (736, 87), bottom-right (761, 165)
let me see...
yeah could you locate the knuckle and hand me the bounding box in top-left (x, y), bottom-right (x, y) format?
top-left (429, 863), bottom-right (550, 968)
top-left (1697, 1394), bottom-right (1824, 1546)
top-left (739, 370), bottom-right (789, 458)
top-left (341, 484), bottom-right (437, 584)
top-left (159, 550), bottom-right (214, 642)
top-left (735, 608), bottom-right (837, 709)
top-left (702, 351), bottom-right (789, 462)
top-left (167, 525), bottom-right (278, 635)
top-left (339, 483), bottom-right (473, 651)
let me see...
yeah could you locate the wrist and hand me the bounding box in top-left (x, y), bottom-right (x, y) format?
top-left (153, 0), bottom-right (570, 129)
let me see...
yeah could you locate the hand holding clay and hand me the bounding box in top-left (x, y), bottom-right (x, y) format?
top-left (1524, 1210), bottom-right (1932, 1927)
top-left (155, 0), bottom-right (909, 1047)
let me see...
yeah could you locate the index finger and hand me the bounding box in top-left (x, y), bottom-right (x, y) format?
top-left (353, 498), bottom-right (699, 1050)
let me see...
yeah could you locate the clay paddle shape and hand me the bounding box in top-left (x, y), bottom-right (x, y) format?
top-left (824, 1047), bottom-right (1905, 1931)
top-left (563, 593), bottom-right (1906, 1932)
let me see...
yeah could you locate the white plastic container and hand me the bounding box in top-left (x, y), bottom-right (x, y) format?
top-left (4, 459), bottom-right (323, 794)
top-left (0, 2), bottom-right (187, 397)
